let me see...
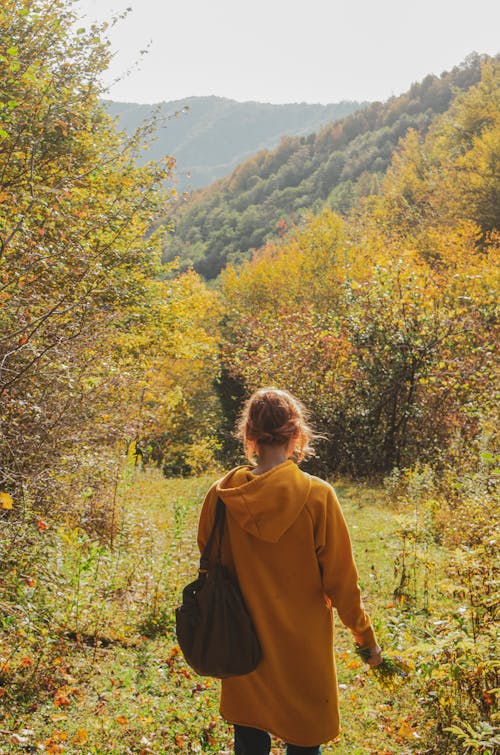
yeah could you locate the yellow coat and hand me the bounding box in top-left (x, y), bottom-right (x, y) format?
top-left (197, 460), bottom-right (377, 747)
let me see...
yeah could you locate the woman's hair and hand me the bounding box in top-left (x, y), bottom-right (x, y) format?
top-left (236, 388), bottom-right (315, 463)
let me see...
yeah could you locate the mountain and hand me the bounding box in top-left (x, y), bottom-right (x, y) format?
top-left (162, 54), bottom-right (492, 279)
top-left (104, 96), bottom-right (366, 190)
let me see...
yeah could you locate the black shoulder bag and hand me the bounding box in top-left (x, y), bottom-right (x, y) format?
top-left (175, 497), bottom-right (261, 678)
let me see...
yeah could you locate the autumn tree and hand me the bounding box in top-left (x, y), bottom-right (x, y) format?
top-left (114, 270), bottom-right (223, 477)
top-left (372, 60), bottom-right (500, 242)
top-left (0, 0), bottom-right (177, 522)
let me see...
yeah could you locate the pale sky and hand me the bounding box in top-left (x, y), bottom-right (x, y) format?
top-left (75, 0), bottom-right (499, 104)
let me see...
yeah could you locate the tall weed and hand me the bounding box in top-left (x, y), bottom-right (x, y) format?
top-left (386, 439), bottom-right (499, 753)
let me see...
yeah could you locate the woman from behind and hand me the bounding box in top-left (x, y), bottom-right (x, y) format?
top-left (197, 387), bottom-right (382, 754)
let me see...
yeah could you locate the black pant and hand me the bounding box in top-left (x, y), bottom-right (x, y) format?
top-left (234, 724), bottom-right (321, 755)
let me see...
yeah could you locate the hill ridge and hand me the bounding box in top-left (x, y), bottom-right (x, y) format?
top-left (105, 96), bottom-right (367, 190)
top-left (162, 53), bottom-right (493, 279)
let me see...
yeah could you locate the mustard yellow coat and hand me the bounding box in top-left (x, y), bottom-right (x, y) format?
top-left (197, 460), bottom-right (377, 747)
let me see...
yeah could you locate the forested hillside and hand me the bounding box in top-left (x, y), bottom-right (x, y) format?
top-left (163, 53), bottom-right (493, 278)
top-left (105, 97), bottom-right (364, 189)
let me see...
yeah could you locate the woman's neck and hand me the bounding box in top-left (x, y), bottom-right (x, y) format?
top-left (252, 445), bottom-right (290, 475)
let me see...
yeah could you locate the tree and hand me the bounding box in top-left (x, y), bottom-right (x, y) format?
top-left (220, 182), bottom-right (498, 474)
top-left (375, 60), bottom-right (500, 240)
top-left (0, 0), bottom-right (175, 518)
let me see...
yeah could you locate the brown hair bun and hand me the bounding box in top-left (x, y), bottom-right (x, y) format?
top-left (236, 388), bottom-right (315, 462)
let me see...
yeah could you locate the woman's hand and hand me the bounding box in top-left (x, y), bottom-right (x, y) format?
top-left (367, 644), bottom-right (383, 667)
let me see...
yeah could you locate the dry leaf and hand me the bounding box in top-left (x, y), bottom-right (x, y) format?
top-left (0, 492), bottom-right (13, 509)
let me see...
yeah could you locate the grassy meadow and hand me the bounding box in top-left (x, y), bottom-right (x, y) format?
top-left (4, 465), bottom-right (495, 755)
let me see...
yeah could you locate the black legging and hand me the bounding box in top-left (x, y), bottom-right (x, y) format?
top-left (234, 725), bottom-right (321, 755)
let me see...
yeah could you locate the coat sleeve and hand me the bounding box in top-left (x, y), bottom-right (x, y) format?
top-left (315, 485), bottom-right (377, 648)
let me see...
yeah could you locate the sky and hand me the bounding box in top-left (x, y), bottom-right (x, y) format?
top-left (75, 0), bottom-right (499, 105)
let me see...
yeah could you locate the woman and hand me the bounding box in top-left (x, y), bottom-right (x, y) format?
top-left (197, 388), bottom-right (382, 754)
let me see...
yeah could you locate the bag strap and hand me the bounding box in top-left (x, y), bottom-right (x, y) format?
top-left (199, 497), bottom-right (226, 572)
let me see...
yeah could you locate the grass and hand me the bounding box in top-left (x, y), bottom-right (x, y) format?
top-left (0, 467), bottom-right (488, 753)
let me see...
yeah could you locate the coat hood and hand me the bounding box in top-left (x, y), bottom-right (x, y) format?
top-left (216, 460), bottom-right (312, 543)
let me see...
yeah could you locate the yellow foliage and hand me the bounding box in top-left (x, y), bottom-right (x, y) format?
top-left (0, 492), bottom-right (14, 509)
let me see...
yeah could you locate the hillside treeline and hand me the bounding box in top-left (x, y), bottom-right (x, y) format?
top-left (106, 96), bottom-right (365, 190)
top-left (163, 53), bottom-right (494, 279)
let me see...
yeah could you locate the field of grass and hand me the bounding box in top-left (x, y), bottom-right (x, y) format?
top-left (0, 467), bottom-right (496, 753)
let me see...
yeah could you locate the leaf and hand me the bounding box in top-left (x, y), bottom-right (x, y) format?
top-left (71, 729), bottom-right (88, 744)
top-left (0, 492), bottom-right (13, 509)
top-left (53, 693), bottom-right (71, 708)
top-left (346, 658), bottom-right (362, 669)
top-left (398, 721), bottom-right (416, 738)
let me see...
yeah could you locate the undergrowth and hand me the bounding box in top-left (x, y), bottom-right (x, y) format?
top-left (0, 463), bottom-right (498, 753)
